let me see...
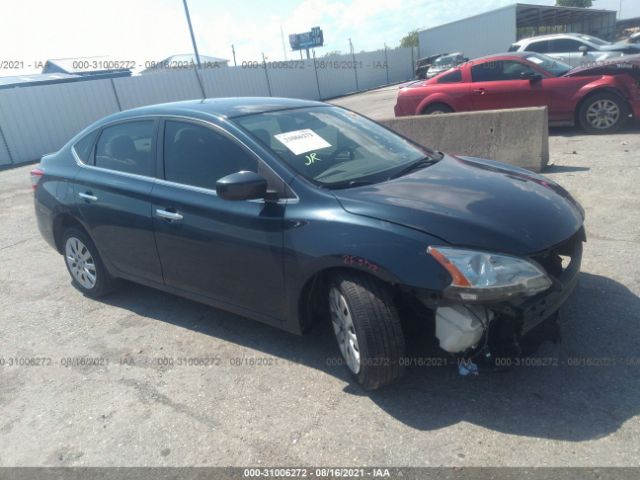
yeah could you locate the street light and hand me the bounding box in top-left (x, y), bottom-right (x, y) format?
top-left (182, 0), bottom-right (202, 68)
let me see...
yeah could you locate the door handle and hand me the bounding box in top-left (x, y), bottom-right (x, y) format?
top-left (473, 88), bottom-right (486, 94)
top-left (155, 208), bottom-right (183, 221)
top-left (78, 192), bottom-right (98, 201)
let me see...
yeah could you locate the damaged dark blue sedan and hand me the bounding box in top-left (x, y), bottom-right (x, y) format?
top-left (32, 97), bottom-right (585, 389)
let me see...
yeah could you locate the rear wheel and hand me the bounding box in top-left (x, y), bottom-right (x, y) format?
top-left (578, 92), bottom-right (629, 134)
top-left (62, 227), bottom-right (114, 298)
top-left (423, 103), bottom-right (453, 115)
top-left (328, 272), bottom-right (405, 389)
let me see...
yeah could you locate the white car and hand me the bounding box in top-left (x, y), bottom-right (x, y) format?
top-left (509, 33), bottom-right (640, 67)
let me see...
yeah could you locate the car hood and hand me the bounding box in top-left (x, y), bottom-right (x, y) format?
top-left (333, 155), bottom-right (584, 255)
top-left (598, 42), bottom-right (640, 52)
top-left (565, 54), bottom-right (640, 77)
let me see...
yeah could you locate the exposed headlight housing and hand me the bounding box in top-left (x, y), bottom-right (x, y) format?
top-left (428, 246), bottom-right (552, 302)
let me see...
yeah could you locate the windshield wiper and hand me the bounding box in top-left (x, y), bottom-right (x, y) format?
top-left (389, 157), bottom-right (440, 180)
top-left (325, 179), bottom-right (378, 190)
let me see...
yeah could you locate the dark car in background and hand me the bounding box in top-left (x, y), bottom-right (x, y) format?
top-left (426, 52), bottom-right (468, 78)
top-left (395, 52), bottom-right (640, 133)
top-left (32, 97), bottom-right (585, 389)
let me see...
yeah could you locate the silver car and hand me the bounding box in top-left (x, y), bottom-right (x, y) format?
top-left (426, 52), bottom-right (467, 79)
top-left (509, 33), bottom-right (640, 67)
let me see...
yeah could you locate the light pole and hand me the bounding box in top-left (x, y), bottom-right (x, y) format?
top-left (617, 0), bottom-right (623, 19)
top-left (182, 0), bottom-right (202, 68)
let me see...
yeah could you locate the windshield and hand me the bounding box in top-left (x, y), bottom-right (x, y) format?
top-left (579, 35), bottom-right (609, 46)
top-left (234, 106), bottom-right (436, 188)
top-left (524, 53), bottom-right (573, 76)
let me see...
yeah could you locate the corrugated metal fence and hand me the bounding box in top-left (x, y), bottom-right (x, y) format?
top-left (0, 47), bottom-right (417, 166)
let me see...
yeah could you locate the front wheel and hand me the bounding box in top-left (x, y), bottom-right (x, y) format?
top-left (578, 92), bottom-right (629, 134)
top-left (328, 272), bottom-right (405, 389)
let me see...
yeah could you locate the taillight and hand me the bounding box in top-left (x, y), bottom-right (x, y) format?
top-left (30, 167), bottom-right (44, 190)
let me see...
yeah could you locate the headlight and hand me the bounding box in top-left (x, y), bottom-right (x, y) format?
top-left (428, 246), bottom-right (552, 301)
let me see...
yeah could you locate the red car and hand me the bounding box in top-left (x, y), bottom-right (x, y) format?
top-left (394, 52), bottom-right (640, 133)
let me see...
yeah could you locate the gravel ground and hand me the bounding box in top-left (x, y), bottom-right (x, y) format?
top-left (0, 88), bottom-right (639, 467)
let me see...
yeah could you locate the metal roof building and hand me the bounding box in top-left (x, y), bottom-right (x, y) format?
top-left (418, 3), bottom-right (617, 60)
top-left (0, 73), bottom-right (82, 90)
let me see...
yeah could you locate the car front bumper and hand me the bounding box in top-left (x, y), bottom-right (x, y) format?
top-left (497, 240), bottom-right (582, 336)
top-left (415, 228), bottom-right (584, 352)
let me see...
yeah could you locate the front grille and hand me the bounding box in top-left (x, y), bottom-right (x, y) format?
top-left (529, 227), bottom-right (585, 280)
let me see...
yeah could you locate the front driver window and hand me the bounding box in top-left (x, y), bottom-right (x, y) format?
top-left (548, 39), bottom-right (587, 52)
top-left (471, 60), bottom-right (536, 82)
top-left (163, 121), bottom-right (258, 190)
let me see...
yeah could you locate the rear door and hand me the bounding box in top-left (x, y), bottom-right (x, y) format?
top-left (150, 118), bottom-right (288, 321)
top-left (74, 119), bottom-right (163, 284)
top-left (468, 60), bottom-right (547, 111)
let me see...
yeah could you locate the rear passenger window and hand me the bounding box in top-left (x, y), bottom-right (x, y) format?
top-left (163, 121), bottom-right (257, 190)
top-left (525, 41), bottom-right (549, 53)
top-left (73, 130), bottom-right (99, 163)
top-left (438, 70), bottom-right (462, 83)
top-left (95, 121), bottom-right (155, 176)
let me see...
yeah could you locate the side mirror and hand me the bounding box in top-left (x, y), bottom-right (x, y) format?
top-left (579, 45), bottom-right (588, 56)
top-left (216, 171), bottom-right (268, 201)
top-left (521, 71), bottom-right (543, 82)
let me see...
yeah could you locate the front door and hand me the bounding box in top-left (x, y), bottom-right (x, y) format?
top-left (468, 59), bottom-right (547, 112)
top-left (151, 119), bottom-right (287, 320)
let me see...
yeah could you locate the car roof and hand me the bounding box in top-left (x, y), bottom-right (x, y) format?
top-left (103, 97), bottom-right (326, 122)
top-left (469, 52), bottom-right (534, 62)
top-left (514, 33), bottom-right (596, 44)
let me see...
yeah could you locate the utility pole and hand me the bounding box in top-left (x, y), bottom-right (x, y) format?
top-left (231, 44), bottom-right (237, 66)
top-left (619, 0), bottom-right (623, 19)
top-left (182, 0), bottom-right (202, 68)
top-left (349, 38), bottom-right (359, 90)
top-left (280, 26), bottom-right (288, 60)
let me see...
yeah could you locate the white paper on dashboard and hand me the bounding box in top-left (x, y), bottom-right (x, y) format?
top-left (274, 129), bottom-right (331, 155)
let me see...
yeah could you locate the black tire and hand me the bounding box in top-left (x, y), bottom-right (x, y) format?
top-left (328, 271), bottom-right (405, 390)
top-left (423, 103), bottom-right (453, 115)
top-left (62, 227), bottom-right (114, 298)
top-left (577, 92), bottom-right (629, 134)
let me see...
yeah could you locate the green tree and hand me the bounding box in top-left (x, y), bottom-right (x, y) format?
top-left (400, 29), bottom-right (419, 48)
top-left (555, 0), bottom-right (593, 7)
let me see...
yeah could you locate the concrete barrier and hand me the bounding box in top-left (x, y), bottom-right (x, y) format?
top-left (380, 107), bottom-right (549, 172)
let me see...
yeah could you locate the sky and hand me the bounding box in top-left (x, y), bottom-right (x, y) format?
top-left (1, 0), bottom-right (639, 76)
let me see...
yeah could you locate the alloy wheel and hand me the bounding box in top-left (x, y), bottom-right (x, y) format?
top-left (586, 99), bottom-right (620, 130)
top-left (329, 287), bottom-right (361, 374)
top-left (65, 237), bottom-right (97, 289)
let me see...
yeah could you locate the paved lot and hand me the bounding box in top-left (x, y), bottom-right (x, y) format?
top-left (1, 88), bottom-right (639, 466)
top-left (329, 84), bottom-right (403, 119)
